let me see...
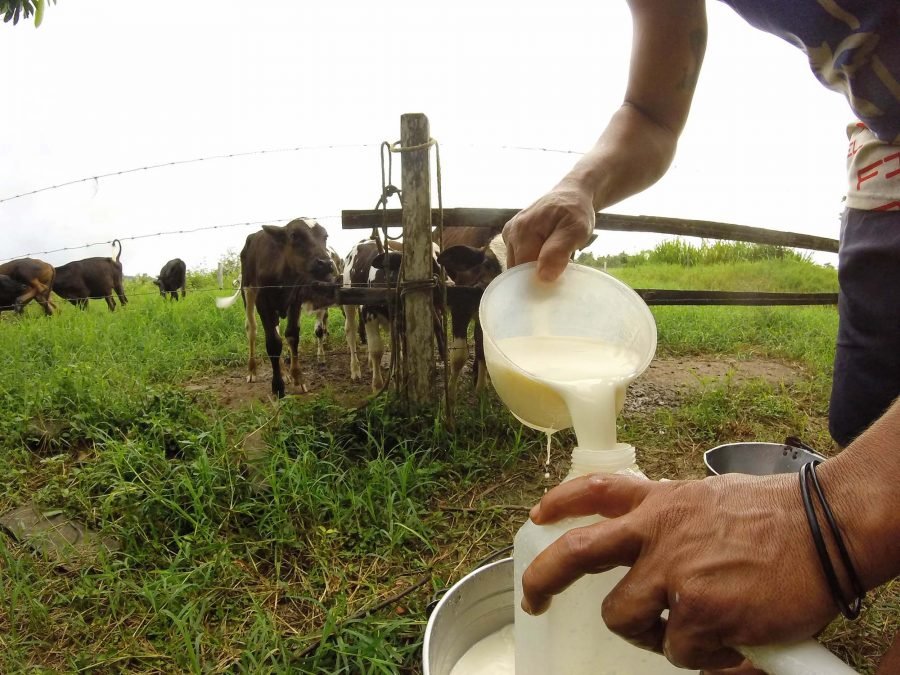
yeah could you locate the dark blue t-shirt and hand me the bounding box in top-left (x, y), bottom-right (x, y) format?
top-left (720, 1), bottom-right (900, 143)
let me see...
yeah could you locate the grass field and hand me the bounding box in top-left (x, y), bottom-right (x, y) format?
top-left (0, 244), bottom-right (896, 674)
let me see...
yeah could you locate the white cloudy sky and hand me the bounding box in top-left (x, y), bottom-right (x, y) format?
top-left (2, 0), bottom-right (850, 275)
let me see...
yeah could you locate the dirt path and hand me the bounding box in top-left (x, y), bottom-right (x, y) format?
top-left (185, 350), bottom-right (806, 414)
top-left (624, 355), bottom-right (802, 414)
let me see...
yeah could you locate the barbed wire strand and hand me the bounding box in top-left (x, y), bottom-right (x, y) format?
top-left (0, 142), bottom-right (583, 207)
top-left (0, 144), bottom-right (380, 205)
top-left (0, 215), bottom-right (347, 264)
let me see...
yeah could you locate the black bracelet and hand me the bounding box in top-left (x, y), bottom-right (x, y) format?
top-left (799, 460), bottom-right (865, 619)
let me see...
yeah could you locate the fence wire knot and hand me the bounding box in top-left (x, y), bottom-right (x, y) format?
top-left (389, 138), bottom-right (437, 154)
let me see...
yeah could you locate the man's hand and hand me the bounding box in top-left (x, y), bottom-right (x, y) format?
top-left (521, 472), bottom-right (838, 671)
top-left (502, 184), bottom-right (595, 281)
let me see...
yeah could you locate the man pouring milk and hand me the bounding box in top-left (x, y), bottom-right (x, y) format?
top-left (503, 1), bottom-right (900, 673)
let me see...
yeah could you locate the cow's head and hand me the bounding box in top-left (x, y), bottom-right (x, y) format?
top-left (370, 251), bottom-right (403, 286)
top-left (437, 237), bottom-right (506, 290)
top-left (151, 277), bottom-right (164, 296)
top-left (371, 245), bottom-right (446, 287)
top-left (263, 218), bottom-right (335, 283)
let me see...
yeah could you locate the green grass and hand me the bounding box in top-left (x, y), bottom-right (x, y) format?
top-left (0, 250), bottom-right (895, 674)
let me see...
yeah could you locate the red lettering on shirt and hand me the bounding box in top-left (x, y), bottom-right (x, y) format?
top-left (884, 152), bottom-right (900, 180)
top-left (857, 159), bottom-right (884, 190)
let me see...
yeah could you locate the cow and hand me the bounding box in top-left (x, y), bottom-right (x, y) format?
top-left (0, 275), bottom-right (29, 313)
top-left (216, 218), bottom-right (335, 398)
top-left (153, 258), bottom-right (187, 300)
top-left (302, 248), bottom-right (343, 362)
top-left (342, 238), bottom-right (447, 392)
top-left (0, 258), bottom-right (57, 315)
top-left (52, 239), bottom-right (128, 311)
top-left (435, 227), bottom-right (507, 400)
top-left (436, 228), bottom-right (599, 402)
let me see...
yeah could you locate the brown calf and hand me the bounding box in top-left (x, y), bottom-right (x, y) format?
top-left (217, 219), bottom-right (335, 398)
top-left (0, 258), bottom-right (57, 315)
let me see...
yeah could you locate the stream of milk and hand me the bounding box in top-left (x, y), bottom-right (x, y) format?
top-left (448, 335), bottom-right (643, 675)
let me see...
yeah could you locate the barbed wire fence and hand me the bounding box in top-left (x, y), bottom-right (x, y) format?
top-left (0, 140), bottom-right (584, 265)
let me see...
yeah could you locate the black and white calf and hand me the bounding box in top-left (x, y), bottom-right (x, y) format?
top-left (435, 228), bottom-right (507, 400)
top-left (342, 239), bottom-right (446, 391)
top-left (302, 247), bottom-right (343, 361)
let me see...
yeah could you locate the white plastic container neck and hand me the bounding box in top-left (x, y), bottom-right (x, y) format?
top-left (567, 444), bottom-right (636, 479)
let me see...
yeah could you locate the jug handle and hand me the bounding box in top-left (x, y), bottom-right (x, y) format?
top-left (739, 639), bottom-right (858, 675)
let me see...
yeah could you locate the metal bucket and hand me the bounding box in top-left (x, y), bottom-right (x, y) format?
top-left (423, 557), bottom-right (513, 675)
top-left (704, 442), bottom-right (825, 477)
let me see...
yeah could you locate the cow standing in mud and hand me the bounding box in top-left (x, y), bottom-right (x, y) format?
top-left (217, 219), bottom-right (335, 398)
top-left (0, 258), bottom-right (56, 315)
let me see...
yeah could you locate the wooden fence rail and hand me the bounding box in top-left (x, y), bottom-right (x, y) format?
top-left (331, 286), bottom-right (837, 307)
top-left (342, 208), bottom-right (840, 254)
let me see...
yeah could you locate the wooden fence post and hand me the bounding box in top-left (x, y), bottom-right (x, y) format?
top-left (400, 113), bottom-right (435, 406)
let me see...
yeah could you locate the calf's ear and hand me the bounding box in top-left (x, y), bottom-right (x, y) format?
top-left (262, 224), bottom-right (287, 242)
top-left (437, 245), bottom-right (486, 274)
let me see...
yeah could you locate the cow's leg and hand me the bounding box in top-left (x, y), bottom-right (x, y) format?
top-left (314, 308), bottom-right (329, 362)
top-left (181, 286), bottom-right (186, 299)
top-left (245, 287), bottom-right (259, 383)
top-left (446, 305), bottom-right (471, 404)
top-left (114, 280), bottom-right (128, 307)
top-left (22, 281), bottom-right (55, 316)
top-left (449, 334), bottom-right (468, 404)
top-left (474, 321), bottom-right (489, 393)
top-left (261, 310), bottom-right (286, 398)
top-left (284, 303), bottom-right (307, 393)
top-left (344, 305), bottom-right (362, 380)
top-left (15, 286), bottom-right (38, 310)
top-left (105, 294), bottom-right (116, 311)
top-left (365, 315), bottom-right (385, 391)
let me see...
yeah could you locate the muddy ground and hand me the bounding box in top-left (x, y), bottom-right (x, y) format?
top-left (184, 348), bottom-right (804, 414)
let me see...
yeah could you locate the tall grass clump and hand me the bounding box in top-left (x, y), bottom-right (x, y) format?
top-left (578, 238), bottom-right (818, 268)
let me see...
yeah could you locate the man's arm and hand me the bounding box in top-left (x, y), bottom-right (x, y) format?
top-left (503, 0), bottom-right (708, 280)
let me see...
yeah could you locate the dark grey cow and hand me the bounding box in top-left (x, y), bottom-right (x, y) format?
top-left (53, 240), bottom-right (128, 311)
top-left (0, 275), bottom-right (29, 313)
top-left (153, 258), bottom-right (187, 300)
